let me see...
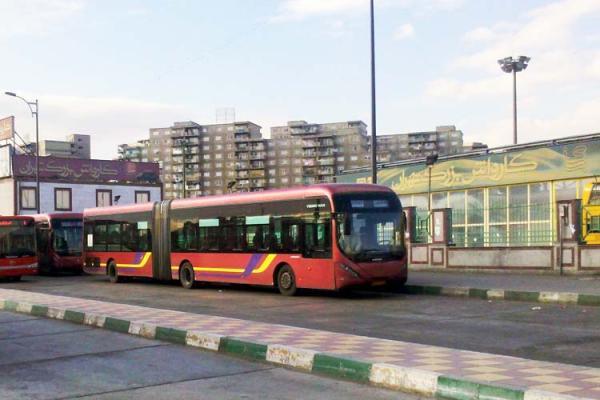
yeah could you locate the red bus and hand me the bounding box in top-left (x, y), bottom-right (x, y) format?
top-left (33, 214), bottom-right (84, 274)
top-left (0, 216), bottom-right (38, 281)
top-left (83, 184), bottom-right (407, 295)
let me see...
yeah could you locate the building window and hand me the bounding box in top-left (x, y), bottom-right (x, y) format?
top-left (96, 190), bottom-right (112, 207)
top-left (135, 191), bottom-right (150, 204)
top-left (20, 187), bottom-right (37, 210)
top-left (54, 188), bottom-right (72, 211)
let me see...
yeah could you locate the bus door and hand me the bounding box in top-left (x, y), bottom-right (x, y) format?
top-left (152, 200), bottom-right (172, 280)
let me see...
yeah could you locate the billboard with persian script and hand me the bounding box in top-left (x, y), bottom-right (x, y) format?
top-left (338, 138), bottom-right (600, 194)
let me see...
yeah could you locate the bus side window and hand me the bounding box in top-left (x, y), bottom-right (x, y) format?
top-left (106, 222), bottom-right (121, 252)
top-left (281, 220), bottom-right (301, 253)
top-left (93, 222), bottom-right (107, 252)
top-left (304, 221), bottom-right (331, 258)
top-left (121, 222), bottom-right (137, 252)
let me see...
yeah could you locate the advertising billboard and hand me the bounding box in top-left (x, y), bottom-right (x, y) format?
top-left (338, 138), bottom-right (600, 194)
top-left (12, 155), bottom-right (160, 184)
top-left (0, 116), bottom-right (15, 141)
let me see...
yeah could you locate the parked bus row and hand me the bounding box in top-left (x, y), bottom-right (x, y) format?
top-left (0, 213), bottom-right (84, 281)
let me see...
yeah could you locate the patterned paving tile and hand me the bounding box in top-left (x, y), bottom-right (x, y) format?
top-left (1, 288), bottom-right (599, 399)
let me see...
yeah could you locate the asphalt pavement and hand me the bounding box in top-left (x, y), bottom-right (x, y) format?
top-left (0, 311), bottom-right (416, 400)
top-left (2, 274), bottom-right (599, 368)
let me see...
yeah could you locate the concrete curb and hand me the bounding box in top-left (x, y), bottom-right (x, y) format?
top-left (0, 298), bottom-right (593, 400)
top-left (402, 285), bottom-right (600, 307)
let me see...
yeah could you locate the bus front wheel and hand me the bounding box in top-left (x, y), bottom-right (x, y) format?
top-left (108, 261), bottom-right (121, 284)
top-left (276, 265), bottom-right (297, 296)
top-left (179, 262), bottom-right (195, 289)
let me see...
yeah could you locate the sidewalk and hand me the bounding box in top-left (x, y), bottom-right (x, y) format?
top-left (0, 288), bottom-right (598, 400)
top-left (406, 271), bottom-right (600, 306)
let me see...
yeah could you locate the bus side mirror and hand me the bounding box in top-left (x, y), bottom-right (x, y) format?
top-left (401, 211), bottom-right (407, 232)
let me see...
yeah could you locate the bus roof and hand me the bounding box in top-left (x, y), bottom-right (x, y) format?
top-left (171, 183), bottom-right (394, 210)
top-left (31, 213), bottom-right (83, 223)
top-left (83, 184), bottom-right (395, 217)
top-left (0, 215), bottom-right (35, 221)
top-left (84, 201), bottom-right (154, 217)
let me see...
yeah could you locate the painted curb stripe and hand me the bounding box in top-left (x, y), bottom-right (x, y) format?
top-left (155, 326), bottom-right (187, 345)
top-left (405, 285), bottom-right (600, 307)
top-left (266, 344), bottom-right (316, 371)
top-left (437, 376), bottom-right (525, 400)
top-left (63, 310), bottom-right (85, 324)
top-left (504, 291), bottom-right (540, 302)
top-left (220, 338), bottom-right (268, 361)
top-left (30, 305), bottom-right (49, 317)
top-left (577, 294), bottom-right (600, 306)
top-left (104, 317), bottom-right (131, 333)
top-left (312, 354), bottom-right (372, 383)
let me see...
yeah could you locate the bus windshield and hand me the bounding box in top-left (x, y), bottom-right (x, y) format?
top-left (334, 193), bottom-right (404, 262)
top-left (0, 222), bottom-right (36, 258)
top-left (52, 219), bottom-right (83, 256)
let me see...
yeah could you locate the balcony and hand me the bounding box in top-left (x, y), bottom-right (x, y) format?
top-left (248, 161), bottom-right (265, 170)
top-left (249, 152), bottom-right (265, 160)
top-left (303, 159), bottom-right (316, 167)
top-left (249, 170), bottom-right (265, 178)
top-left (317, 158), bottom-right (335, 166)
top-left (317, 168), bottom-right (334, 175)
top-left (235, 162), bottom-right (249, 170)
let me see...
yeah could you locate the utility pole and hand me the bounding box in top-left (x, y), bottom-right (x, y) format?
top-left (370, 0), bottom-right (377, 184)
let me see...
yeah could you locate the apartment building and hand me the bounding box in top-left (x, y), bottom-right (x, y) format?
top-left (269, 120), bottom-right (370, 186)
top-left (131, 121), bottom-right (262, 199)
top-left (117, 139), bottom-right (150, 162)
top-left (119, 119), bottom-right (370, 198)
top-left (376, 126), bottom-right (464, 163)
top-left (27, 134), bottom-right (91, 159)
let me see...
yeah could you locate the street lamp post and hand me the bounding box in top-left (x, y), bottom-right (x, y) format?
top-left (497, 56), bottom-right (530, 145)
top-left (426, 153), bottom-right (438, 240)
top-left (5, 92), bottom-right (40, 213)
top-left (370, 0), bottom-right (377, 184)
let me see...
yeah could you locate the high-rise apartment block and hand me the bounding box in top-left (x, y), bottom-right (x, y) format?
top-left (376, 126), bottom-right (464, 163)
top-left (119, 120), bottom-right (369, 199)
top-left (269, 120), bottom-right (369, 186)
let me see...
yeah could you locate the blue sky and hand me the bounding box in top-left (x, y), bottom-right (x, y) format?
top-left (1, 0), bottom-right (599, 159)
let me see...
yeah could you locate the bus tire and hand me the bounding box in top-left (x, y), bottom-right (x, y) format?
top-left (276, 265), bottom-right (297, 296)
top-left (107, 261), bottom-right (121, 284)
top-left (179, 262), bottom-right (195, 289)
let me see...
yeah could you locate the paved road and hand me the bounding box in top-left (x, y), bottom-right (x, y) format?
top-left (410, 270), bottom-right (600, 295)
top-left (3, 274), bottom-right (600, 368)
top-left (0, 311), bottom-right (415, 400)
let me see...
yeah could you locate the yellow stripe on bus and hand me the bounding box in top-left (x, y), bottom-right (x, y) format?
top-left (252, 254), bottom-right (277, 274)
top-left (117, 252), bottom-right (151, 268)
top-left (169, 254), bottom-right (278, 274)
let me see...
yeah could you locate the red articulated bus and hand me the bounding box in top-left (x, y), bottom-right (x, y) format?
top-left (33, 214), bottom-right (84, 274)
top-left (83, 184), bottom-right (407, 295)
top-left (0, 216), bottom-right (38, 281)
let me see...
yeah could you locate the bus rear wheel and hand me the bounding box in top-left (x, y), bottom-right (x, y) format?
top-left (276, 265), bottom-right (297, 296)
top-left (108, 261), bottom-right (121, 284)
top-left (179, 262), bottom-right (195, 289)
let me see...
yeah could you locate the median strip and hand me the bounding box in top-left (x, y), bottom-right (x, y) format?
top-left (0, 292), bottom-right (596, 400)
top-left (402, 284), bottom-right (600, 307)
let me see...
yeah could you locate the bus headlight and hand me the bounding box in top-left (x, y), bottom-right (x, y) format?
top-left (338, 263), bottom-right (360, 279)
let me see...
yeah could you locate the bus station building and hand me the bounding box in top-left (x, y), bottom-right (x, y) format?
top-left (0, 145), bottom-right (162, 215)
top-left (338, 133), bottom-right (600, 273)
